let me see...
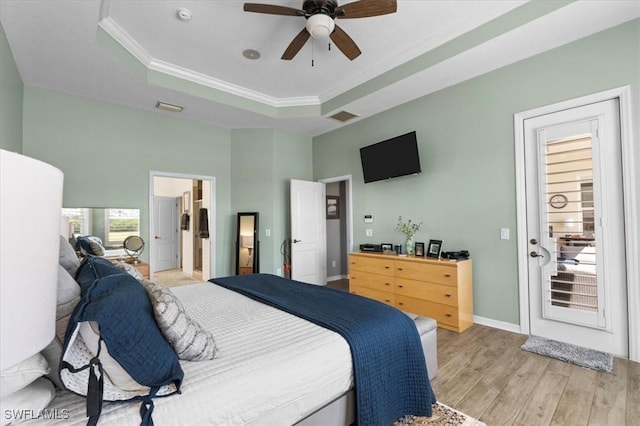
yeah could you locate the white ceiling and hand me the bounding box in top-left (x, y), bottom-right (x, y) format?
top-left (1, 1), bottom-right (638, 137)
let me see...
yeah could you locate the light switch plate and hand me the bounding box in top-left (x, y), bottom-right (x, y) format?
top-left (500, 228), bottom-right (510, 240)
top-left (365, 228), bottom-right (373, 237)
top-left (364, 215), bottom-right (374, 223)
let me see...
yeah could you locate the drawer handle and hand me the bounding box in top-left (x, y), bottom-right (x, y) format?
top-left (397, 267), bottom-right (403, 271)
top-left (446, 314), bottom-right (452, 317)
top-left (444, 274), bottom-right (451, 278)
top-left (398, 302), bottom-right (404, 306)
top-left (385, 299), bottom-right (391, 303)
top-left (384, 266), bottom-right (390, 269)
top-left (445, 294), bottom-right (451, 297)
top-left (385, 283), bottom-right (390, 286)
top-left (398, 285), bottom-right (403, 288)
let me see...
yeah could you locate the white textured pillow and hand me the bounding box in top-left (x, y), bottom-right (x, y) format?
top-left (58, 234), bottom-right (80, 276)
top-left (0, 377), bottom-right (56, 426)
top-left (142, 280), bottom-right (217, 361)
top-left (0, 353), bottom-right (50, 398)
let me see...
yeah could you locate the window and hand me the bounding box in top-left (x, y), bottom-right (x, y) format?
top-left (105, 209), bottom-right (140, 246)
top-left (62, 208), bottom-right (90, 236)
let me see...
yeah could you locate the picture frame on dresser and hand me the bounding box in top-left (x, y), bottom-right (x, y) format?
top-left (414, 242), bottom-right (425, 257)
top-left (427, 240), bottom-right (442, 258)
top-left (381, 243), bottom-right (393, 253)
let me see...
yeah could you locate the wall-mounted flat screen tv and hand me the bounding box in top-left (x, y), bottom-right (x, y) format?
top-left (359, 131), bottom-right (421, 183)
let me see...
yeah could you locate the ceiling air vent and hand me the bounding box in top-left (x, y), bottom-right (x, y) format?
top-left (329, 111), bottom-right (359, 123)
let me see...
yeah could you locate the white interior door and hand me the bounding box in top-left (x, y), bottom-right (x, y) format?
top-left (153, 196), bottom-right (179, 272)
top-left (524, 99), bottom-right (628, 356)
top-left (290, 179), bottom-right (326, 285)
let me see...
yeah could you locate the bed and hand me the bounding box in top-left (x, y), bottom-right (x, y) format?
top-left (0, 150), bottom-right (438, 426)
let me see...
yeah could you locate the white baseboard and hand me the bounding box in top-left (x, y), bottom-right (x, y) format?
top-left (474, 315), bottom-right (522, 334)
top-left (327, 274), bottom-right (347, 282)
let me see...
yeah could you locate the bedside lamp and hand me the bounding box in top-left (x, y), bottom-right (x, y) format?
top-left (0, 150), bottom-right (63, 370)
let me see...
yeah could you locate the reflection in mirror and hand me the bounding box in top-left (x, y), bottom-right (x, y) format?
top-left (61, 208), bottom-right (140, 257)
top-left (123, 235), bottom-right (145, 264)
top-left (236, 212), bottom-right (259, 275)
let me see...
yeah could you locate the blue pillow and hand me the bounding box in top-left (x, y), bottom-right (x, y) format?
top-left (75, 236), bottom-right (104, 256)
top-left (63, 258), bottom-right (183, 425)
top-left (75, 255), bottom-right (122, 289)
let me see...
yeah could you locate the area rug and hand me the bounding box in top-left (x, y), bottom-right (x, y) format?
top-left (521, 335), bottom-right (613, 373)
top-left (395, 402), bottom-right (486, 426)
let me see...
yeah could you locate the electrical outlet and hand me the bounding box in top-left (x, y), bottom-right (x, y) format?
top-left (366, 228), bottom-right (373, 237)
top-left (276, 267), bottom-right (282, 276)
top-left (332, 260), bottom-right (336, 268)
top-left (265, 229), bottom-right (271, 237)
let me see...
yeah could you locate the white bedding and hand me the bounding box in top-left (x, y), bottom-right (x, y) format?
top-left (39, 282), bottom-right (353, 425)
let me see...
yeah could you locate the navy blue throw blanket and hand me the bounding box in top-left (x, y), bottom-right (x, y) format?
top-left (63, 256), bottom-right (183, 426)
top-left (211, 274), bottom-right (436, 425)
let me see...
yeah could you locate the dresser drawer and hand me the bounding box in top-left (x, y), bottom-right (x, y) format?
top-left (350, 285), bottom-right (395, 307)
top-left (394, 261), bottom-right (457, 286)
top-left (395, 295), bottom-right (459, 329)
top-left (395, 278), bottom-right (458, 307)
top-left (349, 255), bottom-right (394, 276)
top-left (350, 270), bottom-right (394, 292)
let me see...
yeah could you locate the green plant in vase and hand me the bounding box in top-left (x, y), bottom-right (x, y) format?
top-left (396, 216), bottom-right (422, 255)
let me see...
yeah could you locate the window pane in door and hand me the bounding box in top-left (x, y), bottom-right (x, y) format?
top-left (544, 134), bottom-right (597, 313)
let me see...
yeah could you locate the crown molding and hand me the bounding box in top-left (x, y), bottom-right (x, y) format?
top-left (97, 14), bottom-right (321, 111)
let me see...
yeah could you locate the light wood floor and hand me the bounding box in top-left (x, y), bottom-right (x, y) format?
top-left (431, 324), bottom-right (640, 425)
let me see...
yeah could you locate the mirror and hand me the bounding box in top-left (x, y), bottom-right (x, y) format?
top-left (236, 212), bottom-right (259, 275)
top-left (61, 208), bottom-right (140, 257)
top-left (123, 235), bottom-right (145, 264)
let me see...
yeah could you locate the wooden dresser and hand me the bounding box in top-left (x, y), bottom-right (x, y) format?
top-left (348, 252), bottom-right (473, 332)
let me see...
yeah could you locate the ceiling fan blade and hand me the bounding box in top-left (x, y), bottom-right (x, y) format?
top-left (281, 28), bottom-right (311, 60)
top-left (330, 25), bottom-right (361, 60)
top-left (243, 3), bottom-right (305, 16)
top-left (335, 0), bottom-right (397, 19)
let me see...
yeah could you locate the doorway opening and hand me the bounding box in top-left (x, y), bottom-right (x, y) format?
top-left (321, 175), bottom-right (353, 290)
top-left (149, 171), bottom-right (216, 287)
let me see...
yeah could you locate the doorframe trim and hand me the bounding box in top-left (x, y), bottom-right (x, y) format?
top-left (149, 171), bottom-right (217, 280)
top-left (513, 86), bottom-right (638, 361)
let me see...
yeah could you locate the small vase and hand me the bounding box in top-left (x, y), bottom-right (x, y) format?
top-left (405, 236), bottom-right (415, 255)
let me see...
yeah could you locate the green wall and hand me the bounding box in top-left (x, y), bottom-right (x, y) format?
top-left (21, 86), bottom-right (312, 276)
top-left (230, 129), bottom-right (312, 274)
top-left (312, 19), bottom-right (640, 325)
top-left (0, 24), bottom-right (23, 153)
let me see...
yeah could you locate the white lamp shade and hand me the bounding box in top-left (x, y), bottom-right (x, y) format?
top-left (305, 14), bottom-right (335, 39)
top-left (241, 235), bottom-right (254, 249)
top-left (0, 150), bottom-right (63, 370)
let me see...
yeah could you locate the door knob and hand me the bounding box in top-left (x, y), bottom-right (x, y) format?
top-left (155, 236), bottom-right (160, 239)
top-left (530, 251), bottom-right (544, 258)
top-left (530, 238), bottom-right (538, 245)
top-left (293, 239), bottom-right (302, 243)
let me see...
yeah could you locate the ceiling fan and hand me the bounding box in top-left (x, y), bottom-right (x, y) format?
top-left (243, 0), bottom-right (397, 61)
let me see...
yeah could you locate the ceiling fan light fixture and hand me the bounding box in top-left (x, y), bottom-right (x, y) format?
top-left (305, 14), bottom-right (335, 39)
